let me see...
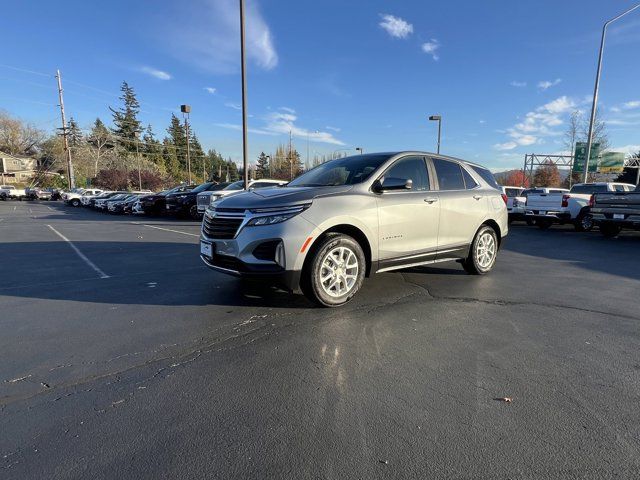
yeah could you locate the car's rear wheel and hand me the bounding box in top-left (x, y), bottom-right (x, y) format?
top-left (71, 198), bottom-right (80, 207)
top-left (462, 225), bottom-right (498, 275)
top-left (574, 212), bottom-right (593, 232)
top-left (600, 223), bottom-right (621, 238)
top-left (301, 233), bottom-right (365, 307)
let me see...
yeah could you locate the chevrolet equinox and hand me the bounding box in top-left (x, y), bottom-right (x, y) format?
top-left (200, 152), bottom-right (508, 306)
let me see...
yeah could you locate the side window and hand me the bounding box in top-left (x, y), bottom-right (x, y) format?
top-left (433, 158), bottom-right (466, 191)
top-left (251, 182), bottom-right (276, 189)
top-left (462, 168), bottom-right (479, 190)
top-left (613, 185), bottom-right (624, 192)
top-left (382, 156), bottom-right (430, 191)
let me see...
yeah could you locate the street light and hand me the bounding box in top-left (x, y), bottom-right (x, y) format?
top-left (355, 147), bottom-right (364, 155)
top-left (181, 104), bottom-right (191, 184)
top-left (239, 0), bottom-right (249, 190)
top-left (429, 115), bottom-right (442, 154)
top-left (584, 2), bottom-right (640, 184)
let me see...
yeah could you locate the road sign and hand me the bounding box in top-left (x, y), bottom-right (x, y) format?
top-left (572, 142), bottom-right (599, 173)
top-left (599, 152), bottom-right (625, 173)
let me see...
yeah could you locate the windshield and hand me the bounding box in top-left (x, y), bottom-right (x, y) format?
top-left (288, 154), bottom-right (390, 187)
top-left (224, 181), bottom-right (245, 191)
top-left (570, 184), bottom-right (608, 194)
top-left (191, 182), bottom-right (214, 193)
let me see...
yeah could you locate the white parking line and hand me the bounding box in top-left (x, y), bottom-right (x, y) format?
top-left (13, 206), bottom-right (16, 211)
top-left (46, 224), bottom-right (110, 279)
top-left (132, 222), bottom-right (199, 238)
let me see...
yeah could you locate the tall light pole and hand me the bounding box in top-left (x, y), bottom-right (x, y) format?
top-left (134, 132), bottom-right (142, 191)
top-left (239, 0), bottom-right (250, 190)
top-left (429, 115), bottom-right (442, 154)
top-left (584, 3), bottom-right (640, 184)
top-left (181, 105), bottom-right (192, 184)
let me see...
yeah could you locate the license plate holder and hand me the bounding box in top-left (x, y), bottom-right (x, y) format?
top-left (613, 213), bottom-right (624, 220)
top-left (200, 241), bottom-right (213, 257)
top-left (539, 210), bottom-right (546, 215)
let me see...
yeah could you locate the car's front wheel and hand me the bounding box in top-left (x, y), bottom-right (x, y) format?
top-left (462, 225), bottom-right (498, 275)
top-left (71, 199), bottom-right (80, 207)
top-left (301, 233), bottom-right (366, 307)
top-left (574, 212), bottom-right (593, 232)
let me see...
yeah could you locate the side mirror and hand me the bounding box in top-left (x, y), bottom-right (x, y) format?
top-left (373, 177), bottom-right (413, 193)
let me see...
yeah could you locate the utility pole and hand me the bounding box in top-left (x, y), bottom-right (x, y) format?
top-left (55, 70), bottom-right (75, 189)
top-left (135, 135), bottom-right (142, 190)
top-left (181, 105), bottom-right (192, 184)
top-left (239, 0), bottom-right (250, 190)
top-left (289, 130), bottom-right (294, 180)
top-left (584, 3), bottom-right (640, 184)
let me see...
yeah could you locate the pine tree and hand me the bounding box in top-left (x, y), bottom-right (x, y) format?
top-left (166, 114), bottom-right (187, 170)
top-left (162, 138), bottom-right (181, 180)
top-left (142, 124), bottom-right (164, 170)
top-left (256, 152), bottom-right (269, 178)
top-left (110, 81), bottom-right (141, 151)
top-left (67, 117), bottom-right (83, 147)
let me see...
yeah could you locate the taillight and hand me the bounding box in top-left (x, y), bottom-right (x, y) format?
top-left (588, 195), bottom-right (595, 207)
top-left (561, 194), bottom-right (570, 208)
top-left (501, 194), bottom-right (508, 204)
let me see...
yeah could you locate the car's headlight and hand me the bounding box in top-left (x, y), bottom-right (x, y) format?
top-left (209, 194), bottom-right (222, 206)
top-left (246, 204), bottom-right (309, 226)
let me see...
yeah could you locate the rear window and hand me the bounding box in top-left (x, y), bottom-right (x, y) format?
top-left (470, 166), bottom-right (500, 189)
top-left (504, 188), bottom-right (521, 197)
top-left (570, 185), bottom-right (608, 194)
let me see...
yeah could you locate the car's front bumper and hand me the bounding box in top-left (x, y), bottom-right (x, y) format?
top-left (199, 209), bottom-right (320, 291)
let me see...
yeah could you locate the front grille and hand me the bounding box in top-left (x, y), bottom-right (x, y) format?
top-left (253, 241), bottom-right (279, 261)
top-left (197, 195), bottom-right (210, 207)
top-left (203, 214), bottom-right (243, 239)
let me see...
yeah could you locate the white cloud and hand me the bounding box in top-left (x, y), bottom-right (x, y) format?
top-left (139, 66), bottom-right (172, 80)
top-left (421, 40), bottom-right (440, 60)
top-left (204, 87), bottom-right (217, 94)
top-left (326, 126), bottom-right (341, 132)
top-left (162, 0), bottom-right (277, 74)
top-left (494, 141), bottom-right (518, 151)
top-left (622, 100), bottom-right (640, 110)
top-left (494, 96), bottom-right (577, 151)
top-left (613, 144), bottom-right (640, 156)
top-left (510, 81), bottom-right (527, 87)
top-left (379, 14), bottom-right (413, 39)
top-left (537, 78), bottom-right (562, 90)
top-left (225, 102), bottom-right (242, 110)
top-left (264, 109), bottom-right (345, 145)
top-left (479, 120), bottom-right (486, 124)
top-left (214, 123), bottom-right (277, 136)
top-left (279, 107), bottom-right (295, 114)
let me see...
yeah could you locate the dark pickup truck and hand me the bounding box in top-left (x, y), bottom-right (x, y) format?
top-left (591, 184), bottom-right (640, 237)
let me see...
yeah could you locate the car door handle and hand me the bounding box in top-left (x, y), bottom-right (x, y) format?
top-left (424, 197), bottom-right (438, 204)
top-left (473, 195), bottom-right (482, 201)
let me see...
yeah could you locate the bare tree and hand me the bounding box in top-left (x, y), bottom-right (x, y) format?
top-left (581, 108), bottom-right (609, 152)
top-left (564, 110), bottom-right (581, 156)
top-left (0, 111), bottom-right (45, 155)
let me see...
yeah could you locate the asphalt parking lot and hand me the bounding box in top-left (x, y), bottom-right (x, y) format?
top-left (2, 201), bottom-right (640, 479)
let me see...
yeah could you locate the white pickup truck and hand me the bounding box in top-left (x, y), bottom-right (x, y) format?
top-left (0, 185), bottom-right (27, 200)
top-left (64, 188), bottom-right (103, 207)
top-left (525, 182), bottom-right (635, 231)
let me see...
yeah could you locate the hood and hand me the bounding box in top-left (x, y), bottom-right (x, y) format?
top-left (215, 185), bottom-right (353, 210)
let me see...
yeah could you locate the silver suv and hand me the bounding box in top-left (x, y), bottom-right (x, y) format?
top-left (200, 152), bottom-right (508, 306)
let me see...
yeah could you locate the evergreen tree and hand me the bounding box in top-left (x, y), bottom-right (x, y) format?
top-left (87, 118), bottom-right (113, 177)
top-left (256, 152), bottom-right (270, 178)
top-left (142, 124), bottom-right (164, 170)
top-left (110, 81), bottom-right (141, 151)
top-left (166, 114), bottom-right (187, 170)
top-left (207, 149), bottom-right (226, 182)
top-left (162, 137), bottom-right (181, 180)
top-left (189, 131), bottom-right (205, 181)
top-left (67, 117), bottom-right (83, 147)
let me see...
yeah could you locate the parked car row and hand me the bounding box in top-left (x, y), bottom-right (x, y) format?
top-left (503, 182), bottom-right (640, 237)
top-left (60, 179), bottom-right (288, 219)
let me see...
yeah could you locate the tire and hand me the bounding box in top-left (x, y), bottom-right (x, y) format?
top-left (600, 223), bottom-right (621, 238)
top-left (537, 219), bottom-right (552, 230)
top-left (574, 212), bottom-right (594, 232)
top-left (71, 198), bottom-right (81, 207)
top-left (189, 204), bottom-right (201, 220)
top-left (461, 225), bottom-right (499, 275)
top-left (300, 233), bottom-right (366, 307)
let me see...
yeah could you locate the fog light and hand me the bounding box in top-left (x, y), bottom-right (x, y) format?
top-left (274, 241), bottom-right (285, 268)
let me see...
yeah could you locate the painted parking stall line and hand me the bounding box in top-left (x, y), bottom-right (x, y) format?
top-left (46, 224), bottom-right (110, 279)
top-left (131, 222), bottom-right (199, 238)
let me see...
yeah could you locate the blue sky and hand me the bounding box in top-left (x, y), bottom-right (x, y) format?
top-left (1, 0), bottom-right (639, 170)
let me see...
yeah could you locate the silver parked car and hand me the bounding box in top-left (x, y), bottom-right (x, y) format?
top-left (200, 152), bottom-right (508, 307)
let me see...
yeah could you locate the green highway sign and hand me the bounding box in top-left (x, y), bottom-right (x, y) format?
top-left (599, 152), bottom-right (625, 173)
top-left (572, 142), bottom-right (599, 173)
